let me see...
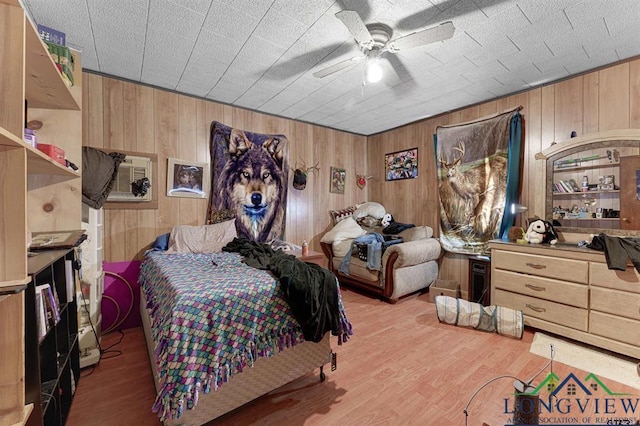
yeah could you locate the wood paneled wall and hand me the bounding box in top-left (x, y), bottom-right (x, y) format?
top-left (89, 57), bottom-right (640, 283)
top-left (82, 73), bottom-right (366, 262)
top-left (367, 58), bottom-right (640, 292)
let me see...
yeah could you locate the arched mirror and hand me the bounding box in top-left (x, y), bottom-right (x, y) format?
top-left (536, 130), bottom-right (640, 237)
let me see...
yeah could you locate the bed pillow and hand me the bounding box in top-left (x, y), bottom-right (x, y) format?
top-left (321, 216), bottom-right (366, 245)
top-left (167, 220), bottom-right (237, 253)
top-left (354, 202), bottom-right (386, 219)
top-left (329, 204), bottom-right (361, 225)
top-left (151, 233), bottom-right (170, 251)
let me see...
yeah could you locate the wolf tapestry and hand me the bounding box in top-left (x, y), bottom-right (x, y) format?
top-left (435, 108), bottom-right (522, 254)
top-left (208, 121), bottom-right (289, 243)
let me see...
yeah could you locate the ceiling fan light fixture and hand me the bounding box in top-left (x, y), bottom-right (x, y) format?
top-left (365, 59), bottom-right (383, 83)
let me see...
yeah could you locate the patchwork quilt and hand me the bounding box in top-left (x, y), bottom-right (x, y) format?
top-left (139, 251), bottom-right (346, 420)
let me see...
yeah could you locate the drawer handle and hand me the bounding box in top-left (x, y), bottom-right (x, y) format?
top-left (526, 304), bottom-right (546, 313)
top-left (525, 262), bottom-right (546, 269)
top-left (525, 283), bottom-right (546, 292)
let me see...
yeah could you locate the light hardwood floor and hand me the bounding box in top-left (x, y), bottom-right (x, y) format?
top-left (67, 289), bottom-right (639, 425)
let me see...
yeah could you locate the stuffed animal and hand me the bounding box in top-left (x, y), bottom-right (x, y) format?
top-left (525, 219), bottom-right (559, 245)
top-left (381, 213), bottom-right (393, 227)
top-left (507, 226), bottom-right (525, 241)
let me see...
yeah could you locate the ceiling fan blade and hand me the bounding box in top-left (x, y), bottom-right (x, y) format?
top-left (387, 21), bottom-right (455, 52)
top-left (313, 56), bottom-right (364, 78)
top-left (335, 10), bottom-right (374, 49)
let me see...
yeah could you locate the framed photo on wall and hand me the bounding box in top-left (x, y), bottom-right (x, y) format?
top-left (330, 167), bottom-right (346, 194)
top-left (385, 147), bottom-right (418, 181)
top-left (167, 158), bottom-right (209, 198)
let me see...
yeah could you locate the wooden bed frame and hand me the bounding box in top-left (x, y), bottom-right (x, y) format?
top-left (140, 290), bottom-right (332, 425)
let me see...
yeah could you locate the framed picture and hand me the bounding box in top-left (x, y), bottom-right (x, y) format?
top-left (330, 167), bottom-right (346, 194)
top-left (167, 158), bottom-right (209, 198)
top-left (385, 147), bottom-right (418, 181)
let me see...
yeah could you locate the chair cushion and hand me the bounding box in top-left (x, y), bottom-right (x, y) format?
top-left (399, 225), bottom-right (433, 241)
top-left (332, 257), bottom-right (379, 283)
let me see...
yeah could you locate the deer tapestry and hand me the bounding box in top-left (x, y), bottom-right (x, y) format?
top-left (435, 108), bottom-right (522, 254)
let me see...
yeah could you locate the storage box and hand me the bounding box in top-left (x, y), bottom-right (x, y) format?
top-left (23, 128), bottom-right (37, 147)
top-left (37, 143), bottom-right (65, 166)
top-left (429, 279), bottom-right (463, 303)
top-left (38, 24), bottom-right (66, 46)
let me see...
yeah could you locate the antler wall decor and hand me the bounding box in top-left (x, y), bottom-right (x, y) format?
top-left (291, 159), bottom-right (321, 190)
top-left (355, 172), bottom-right (375, 189)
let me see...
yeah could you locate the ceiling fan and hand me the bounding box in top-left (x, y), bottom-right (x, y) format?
top-left (313, 10), bottom-right (455, 82)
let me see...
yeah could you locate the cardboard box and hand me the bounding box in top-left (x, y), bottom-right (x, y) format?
top-left (38, 24), bottom-right (66, 46)
top-left (37, 143), bottom-right (65, 166)
top-left (428, 279), bottom-right (462, 303)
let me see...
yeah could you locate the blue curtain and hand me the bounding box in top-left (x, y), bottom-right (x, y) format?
top-left (498, 112), bottom-right (523, 239)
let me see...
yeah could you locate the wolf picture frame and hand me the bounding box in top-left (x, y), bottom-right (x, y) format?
top-left (167, 158), bottom-right (209, 199)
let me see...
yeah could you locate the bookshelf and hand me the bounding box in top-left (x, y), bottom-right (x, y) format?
top-left (0, 1), bottom-right (82, 424)
top-left (25, 249), bottom-right (80, 426)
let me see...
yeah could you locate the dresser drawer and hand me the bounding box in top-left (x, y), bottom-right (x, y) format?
top-left (591, 287), bottom-right (640, 321)
top-left (590, 311), bottom-right (640, 346)
top-left (493, 269), bottom-right (588, 308)
top-left (494, 289), bottom-right (588, 331)
top-left (493, 250), bottom-right (588, 283)
top-left (589, 262), bottom-right (640, 294)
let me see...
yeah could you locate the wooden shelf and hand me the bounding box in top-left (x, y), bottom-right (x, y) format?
top-left (553, 190), bottom-right (619, 196)
top-left (560, 217), bottom-right (618, 221)
top-left (24, 15), bottom-right (79, 111)
top-left (554, 163), bottom-right (620, 173)
top-left (26, 144), bottom-right (80, 177)
top-left (0, 278), bottom-right (30, 292)
top-left (0, 126), bottom-right (24, 148)
top-left (1, 3), bottom-right (82, 424)
top-left (0, 127), bottom-right (80, 177)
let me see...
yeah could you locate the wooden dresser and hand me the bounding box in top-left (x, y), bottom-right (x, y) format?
top-left (490, 240), bottom-right (640, 359)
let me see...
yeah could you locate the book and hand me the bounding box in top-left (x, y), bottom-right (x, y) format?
top-left (34, 288), bottom-right (48, 341)
top-left (37, 283), bottom-right (60, 325)
top-left (560, 180), bottom-right (574, 192)
top-left (65, 260), bottom-right (74, 302)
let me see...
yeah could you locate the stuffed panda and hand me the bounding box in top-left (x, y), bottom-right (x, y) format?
top-left (524, 219), bottom-right (559, 245)
top-left (381, 213), bottom-right (393, 227)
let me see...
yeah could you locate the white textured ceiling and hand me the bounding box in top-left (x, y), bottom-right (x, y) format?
top-left (21, 0), bottom-right (640, 136)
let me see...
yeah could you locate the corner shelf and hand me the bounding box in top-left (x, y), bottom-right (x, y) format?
top-left (24, 17), bottom-right (80, 111)
top-left (0, 1), bottom-right (83, 422)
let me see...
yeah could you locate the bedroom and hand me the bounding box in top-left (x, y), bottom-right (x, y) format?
top-left (2, 0), bottom-right (640, 425)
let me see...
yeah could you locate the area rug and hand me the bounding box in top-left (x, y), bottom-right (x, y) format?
top-left (529, 332), bottom-right (640, 390)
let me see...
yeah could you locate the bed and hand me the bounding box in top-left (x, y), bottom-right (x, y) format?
top-left (139, 235), bottom-right (352, 425)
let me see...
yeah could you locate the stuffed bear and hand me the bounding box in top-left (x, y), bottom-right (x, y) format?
top-left (507, 226), bottom-right (525, 241)
top-left (525, 219), bottom-right (559, 245)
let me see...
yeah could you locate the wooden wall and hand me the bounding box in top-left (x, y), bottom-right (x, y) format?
top-left (89, 56), bottom-right (640, 288)
top-left (367, 58), bottom-right (640, 293)
top-left (82, 73), bottom-right (366, 262)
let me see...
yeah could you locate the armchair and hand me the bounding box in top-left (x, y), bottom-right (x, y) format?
top-left (320, 220), bottom-right (441, 303)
